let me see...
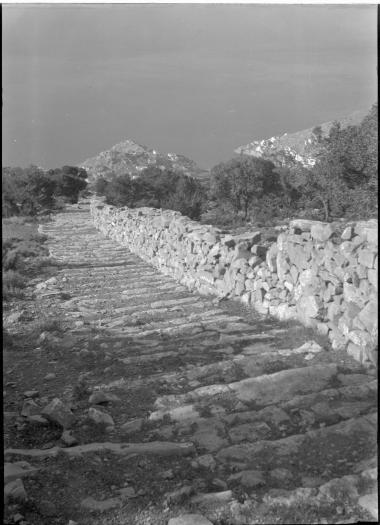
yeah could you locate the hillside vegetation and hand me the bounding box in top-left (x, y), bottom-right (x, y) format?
top-left (81, 139), bottom-right (207, 182)
top-left (2, 105), bottom-right (377, 228)
top-left (94, 104), bottom-right (377, 227)
top-left (235, 108), bottom-right (368, 168)
top-left (2, 165), bottom-right (88, 218)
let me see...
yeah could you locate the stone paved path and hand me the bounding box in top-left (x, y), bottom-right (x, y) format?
top-left (4, 201), bottom-right (378, 525)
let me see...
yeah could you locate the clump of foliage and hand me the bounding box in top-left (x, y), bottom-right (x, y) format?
top-left (3, 269), bottom-right (27, 300)
top-left (207, 156), bottom-right (297, 227)
top-left (280, 103), bottom-right (378, 221)
top-left (2, 165), bottom-right (87, 217)
top-left (2, 217), bottom-right (52, 300)
top-left (94, 166), bottom-right (206, 220)
top-left (209, 104), bottom-right (377, 225)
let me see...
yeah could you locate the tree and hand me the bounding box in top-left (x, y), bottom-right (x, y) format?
top-left (94, 167), bottom-right (206, 220)
top-left (49, 166), bottom-right (88, 203)
top-left (210, 156), bottom-right (279, 219)
top-left (163, 174), bottom-right (205, 220)
top-left (307, 104), bottom-right (378, 220)
top-left (18, 166), bottom-right (57, 215)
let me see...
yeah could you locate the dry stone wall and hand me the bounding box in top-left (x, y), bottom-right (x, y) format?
top-left (90, 200), bottom-right (378, 366)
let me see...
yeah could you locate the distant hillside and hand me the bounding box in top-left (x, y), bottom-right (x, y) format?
top-left (80, 139), bottom-right (207, 182)
top-left (234, 109), bottom-right (369, 168)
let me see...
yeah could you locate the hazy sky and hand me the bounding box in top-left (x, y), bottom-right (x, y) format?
top-left (2, 4), bottom-right (377, 169)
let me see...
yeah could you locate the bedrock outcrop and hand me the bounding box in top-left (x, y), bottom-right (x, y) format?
top-left (90, 201), bottom-right (378, 366)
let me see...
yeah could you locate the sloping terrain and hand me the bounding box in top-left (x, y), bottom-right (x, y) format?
top-left (235, 109), bottom-right (368, 168)
top-left (80, 140), bottom-right (207, 183)
top-left (3, 201), bottom-right (377, 525)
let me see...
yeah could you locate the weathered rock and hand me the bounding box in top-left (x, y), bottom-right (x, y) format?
top-left (21, 399), bottom-right (41, 418)
top-left (194, 454), bottom-right (217, 470)
top-left (270, 468), bottom-right (293, 482)
top-left (117, 486), bottom-right (136, 500)
top-left (4, 479), bottom-right (27, 504)
top-left (88, 407), bottom-right (115, 427)
top-left (293, 340), bottom-right (323, 354)
top-left (23, 390), bottom-right (39, 399)
top-left (61, 430), bottom-right (78, 447)
top-left (192, 419), bottom-right (228, 452)
top-left (89, 391), bottom-right (120, 405)
top-left (42, 398), bottom-right (76, 429)
top-left (229, 421), bottom-right (271, 444)
top-left (310, 222), bottom-right (334, 242)
top-left (120, 418), bottom-right (144, 434)
top-left (168, 515), bottom-right (213, 525)
top-left (80, 496), bottom-right (120, 512)
top-left (229, 364), bottom-right (337, 405)
top-left (228, 469), bottom-right (265, 488)
top-left (358, 492), bottom-right (378, 520)
top-left (165, 485), bottom-right (193, 504)
top-left (4, 461), bottom-right (38, 484)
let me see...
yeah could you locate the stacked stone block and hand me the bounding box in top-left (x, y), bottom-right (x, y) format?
top-left (90, 201), bottom-right (377, 366)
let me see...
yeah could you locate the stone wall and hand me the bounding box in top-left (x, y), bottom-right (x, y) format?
top-left (90, 200), bottom-right (378, 366)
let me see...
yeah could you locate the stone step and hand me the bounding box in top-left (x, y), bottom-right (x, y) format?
top-left (152, 363), bottom-right (339, 415)
top-left (216, 412), bottom-right (377, 474)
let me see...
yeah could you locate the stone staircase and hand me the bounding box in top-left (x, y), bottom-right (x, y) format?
top-left (4, 201), bottom-right (377, 525)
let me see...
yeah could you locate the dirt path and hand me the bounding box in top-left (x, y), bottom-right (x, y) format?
top-left (3, 202), bottom-right (377, 525)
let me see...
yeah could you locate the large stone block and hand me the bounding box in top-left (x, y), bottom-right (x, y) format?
top-left (232, 246), bottom-right (251, 262)
top-left (358, 299), bottom-right (378, 336)
top-left (289, 219), bottom-right (315, 231)
top-left (329, 326), bottom-right (347, 350)
top-left (297, 295), bottom-right (323, 320)
top-left (348, 330), bottom-right (372, 348)
top-left (231, 231), bottom-right (261, 248)
top-left (343, 283), bottom-right (366, 308)
top-left (310, 222), bottom-right (334, 242)
top-left (341, 226), bottom-right (354, 240)
top-left (198, 271), bottom-right (215, 286)
top-left (358, 248), bottom-right (376, 269)
top-left (367, 269), bottom-right (377, 290)
top-left (287, 244), bottom-right (309, 270)
top-left (276, 252), bottom-right (290, 282)
top-left (354, 220), bottom-right (378, 245)
top-left (251, 245), bottom-right (267, 257)
top-left (266, 245), bottom-right (278, 272)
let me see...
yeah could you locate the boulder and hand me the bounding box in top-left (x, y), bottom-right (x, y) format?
top-left (358, 248), bottom-right (375, 269)
top-left (120, 418), bottom-right (144, 434)
top-left (89, 391), bottom-right (120, 405)
top-left (354, 220), bottom-right (378, 244)
top-left (310, 222), bottom-right (334, 242)
top-left (297, 295), bottom-right (323, 320)
top-left (42, 398), bottom-right (76, 429)
top-left (4, 479), bottom-right (27, 504)
top-left (358, 492), bottom-right (378, 520)
top-left (80, 496), bottom-right (120, 512)
top-left (357, 299), bottom-right (378, 335)
top-left (228, 469), bottom-right (265, 488)
top-left (88, 407), bottom-right (115, 427)
top-left (4, 461), bottom-right (38, 484)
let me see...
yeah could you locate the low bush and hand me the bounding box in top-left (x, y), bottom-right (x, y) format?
top-left (2, 165), bottom-right (88, 218)
top-left (30, 316), bottom-right (65, 335)
top-left (95, 167), bottom-right (207, 220)
top-left (3, 270), bottom-right (27, 300)
top-left (2, 218), bottom-right (51, 301)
